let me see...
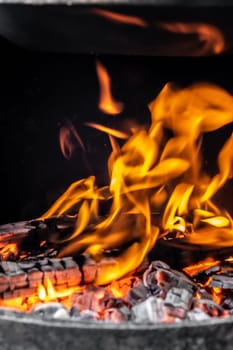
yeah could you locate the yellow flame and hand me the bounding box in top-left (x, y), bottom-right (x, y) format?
top-left (96, 61), bottom-right (124, 115)
top-left (43, 82), bottom-right (233, 284)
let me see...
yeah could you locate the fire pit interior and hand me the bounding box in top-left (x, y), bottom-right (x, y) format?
top-left (0, 2), bottom-right (232, 349)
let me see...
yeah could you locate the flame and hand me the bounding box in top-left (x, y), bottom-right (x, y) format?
top-left (183, 258), bottom-right (220, 277)
top-left (85, 122), bottom-right (129, 139)
top-left (159, 22), bottom-right (225, 55)
top-left (59, 121), bottom-right (85, 160)
top-left (91, 8), bottom-right (147, 27)
top-left (43, 82), bottom-right (233, 284)
top-left (38, 278), bottom-right (81, 302)
top-left (96, 61), bottom-right (124, 115)
top-left (0, 243), bottom-right (18, 260)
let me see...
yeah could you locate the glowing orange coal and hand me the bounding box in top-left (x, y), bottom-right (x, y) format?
top-left (96, 61), bottom-right (124, 115)
top-left (91, 8), bottom-right (147, 28)
top-left (42, 82), bottom-right (233, 285)
top-left (159, 22), bottom-right (225, 55)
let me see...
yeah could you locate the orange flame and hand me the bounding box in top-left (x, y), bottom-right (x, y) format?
top-left (43, 82), bottom-right (233, 284)
top-left (38, 278), bottom-right (81, 302)
top-left (85, 122), bottom-right (129, 139)
top-left (0, 243), bottom-right (18, 260)
top-left (159, 22), bottom-right (225, 55)
top-left (96, 61), bottom-right (124, 115)
top-left (59, 121), bottom-right (85, 160)
top-left (91, 8), bottom-right (147, 28)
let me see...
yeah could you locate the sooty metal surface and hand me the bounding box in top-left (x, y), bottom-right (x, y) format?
top-left (0, 1), bottom-right (233, 54)
top-left (0, 313), bottom-right (232, 350)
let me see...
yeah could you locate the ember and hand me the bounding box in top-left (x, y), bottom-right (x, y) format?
top-left (0, 73), bottom-right (232, 324)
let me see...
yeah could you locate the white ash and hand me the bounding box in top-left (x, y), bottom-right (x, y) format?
top-left (32, 302), bottom-right (70, 319)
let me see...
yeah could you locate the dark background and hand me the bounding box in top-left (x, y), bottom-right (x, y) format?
top-left (0, 36), bottom-right (232, 224)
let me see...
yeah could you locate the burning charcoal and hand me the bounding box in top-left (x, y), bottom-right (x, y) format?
top-left (40, 265), bottom-right (56, 285)
top-left (79, 309), bottom-right (99, 320)
top-left (209, 275), bottom-right (233, 289)
top-left (32, 302), bottom-right (69, 319)
top-left (82, 256), bottom-right (97, 284)
top-left (27, 268), bottom-right (43, 287)
top-left (103, 305), bottom-right (130, 323)
top-left (0, 274), bottom-right (9, 293)
top-left (3, 287), bottom-right (37, 300)
top-left (194, 298), bottom-right (226, 317)
top-left (0, 261), bottom-right (28, 290)
top-left (156, 268), bottom-right (197, 297)
top-left (164, 287), bottom-right (193, 311)
top-left (127, 280), bottom-right (150, 306)
top-left (18, 261), bottom-right (36, 270)
top-left (71, 286), bottom-right (113, 313)
top-left (60, 257), bottom-right (82, 287)
top-left (143, 261), bottom-right (169, 294)
top-left (196, 288), bottom-right (213, 300)
top-left (132, 296), bottom-right (167, 324)
top-left (0, 221), bottom-right (35, 245)
top-left (187, 308), bottom-right (211, 321)
top-left (70, 306), bottom-right (80, 318)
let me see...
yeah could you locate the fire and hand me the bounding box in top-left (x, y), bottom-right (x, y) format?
top-left (41, 82), bottom-right (232, 285)
top-left (91, 8), bottom-right (147, 28)
top-left (38, 278), bottom-right (81, 303)
top-left (159, 22), bottom-right (225, 55)
top-left (96, 61), bottom-right (124, 115)
top-left (0, 243), bottom-right (18, 260)
top-left (59, 121), bottom-right (85, 160)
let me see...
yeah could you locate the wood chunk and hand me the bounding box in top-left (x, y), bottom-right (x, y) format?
top-left (40, 265), bottom-right (56, 285)
top-left (27, 268), bottom-right (43, 288)
top-left (0, 221), bottom-right (35, 244)
top-left (0, 274), bottom-right (9, 293)
top-left (2, 287), bottom-right (37, 300)
top-left (82, 256), bottom-right (97, 284)
top-left (210, 275), bottom-right (233, 289)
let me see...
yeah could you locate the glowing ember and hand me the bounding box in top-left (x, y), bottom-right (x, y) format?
top-left (96, 61), bottom-right (124, 115)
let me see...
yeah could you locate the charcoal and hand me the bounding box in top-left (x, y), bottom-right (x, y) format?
top-left (70, 306), bottom-right (80, 318)
top-left (32, 302), bottom-right (69, 319)
top-left (132, 296), bottom-right (166, 324)
top-left (194, 298), bottom-right (227, 317)
top-left (187, 308), bottom-right (211, 321)
top-left (156, 267), bottom-right (197, 296)
top-left (196, 288), bottom-right (213, 300)
top-left (27, 268), bottom-right (43, 287)
top-left (3, 287), bottom-right (37, 299)
top-left (0, 261), bottom-right (24, 275)
top-left (18, 261), bottom-right (36, 270)
top-left (40, 265), bottom-right (56, 284)
top-left (79, 309), bottom-right (99, 320)
top-left (209, 275), bottom-right (233, 289)
top-left (0, 221), bottom-right (35, 244)
top-left (82, 256), bottom-right (97, 284)
top-left (164, 287), bottom-right (193, 311)
top-left (143, 261), bottom-right (168, 294)
top-left (103, 305), bottom-right (130, 323)
top-left (221, 296), bottom-right (233, 311)
top-left (127, 280), bottom-right (150, 306)
top-left (71, 286), bottom-right (113, 313)
top-left (0, 274), bottom-right (9, 293)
